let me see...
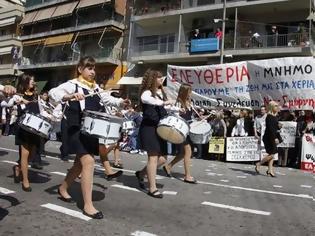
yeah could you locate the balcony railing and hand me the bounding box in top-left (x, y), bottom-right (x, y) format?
top-left (20, 47), bottom-right (122, 67)
top-left (227, 33), bottom-right (310, 50)
top-left (130, 33), bottom-right (310, 58)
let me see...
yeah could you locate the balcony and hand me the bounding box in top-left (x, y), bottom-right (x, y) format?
top-left (129, 33), bottom-right (311, 63)
top-left (0, 64), bottom-right (16, 76)
top-left (0, 34), bottom-right (22, 48)
top-left (19, 47), bottom-right (122, 69)
top-left (25, 0), bottom-right (69, 10)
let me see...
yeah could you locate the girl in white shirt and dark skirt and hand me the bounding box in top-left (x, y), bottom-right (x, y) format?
top-left (135, 69), bottom-right (173, 199)
top-left (49, 56), bottom-right (128, 219)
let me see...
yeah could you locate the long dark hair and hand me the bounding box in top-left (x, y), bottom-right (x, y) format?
top-left (17, 74), bottom-right (35, 94)
top-left (139, 69), bottom-right (167, 100)
top-left (176, 83), bottom-right (192, 110)
top-left (76, 56), bottom-right (96, 77)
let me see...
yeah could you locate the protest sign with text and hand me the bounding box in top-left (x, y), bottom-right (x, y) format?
top-left (226, 137), bottom-right (260, 162)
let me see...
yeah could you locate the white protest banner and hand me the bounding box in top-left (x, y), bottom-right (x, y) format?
top-left (260, 149), bottom-right (278, 161)
top-left (277, 122), bottom-right (297, 148)
top-left (301, 134), bottom-right (315, 173)
top-left (167, 57), bottom-right (315, 110)
top-left (226, 137), bottom-right (260, 162)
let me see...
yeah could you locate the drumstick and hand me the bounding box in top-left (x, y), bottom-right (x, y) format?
top-left (69, 90), bottom-right (111, 101)
top-left (191, 105), bottom-right (202, 120)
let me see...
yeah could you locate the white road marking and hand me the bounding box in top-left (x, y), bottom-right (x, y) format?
top-left (0, 147), bottom-right (18, 153)
top-left (0, 187), bottom-right (15, 194)
top-left (45, 155), bottom-right (59, 160)
top-left (111, 184), bottom-right (140, 192)
top-left (197, 180), bottom-right (313, 200)
top-left (300, 185), bottom-right (312, 188)
top-left (220, 179), bottom-right (229, 183)
top-left (2, 160), bottom-right (18, 165)
top-left (162, 191), bottom-right (177, 195)
top-left (50, 172), bottom-right (67, 176)
top-left (205, 169), bottom-right (212, 172)
top-left (217, 174), bottom-right (224, 176)
top-left (201, 201), bottom-right (271, 216)
top-left (275, 172), bottom-right (286, 176)
top-left (131, 231), bottom-right (157, 236)
top-left (236, 176), bottom-right (247, 179)
top-left (206, 172), bottom-right (217, 176)
top-left (178, 165), bottom-right (183, 168)
top-left (141, 161), bottom-right (146, 163)
top-left (204, 191), bottom-right (212, 194)
top-left (41, 203), bottom-right (91, 221)
top-left (155, 176), bottom-right (165, 180)
top-left (273, 185), bottom-right (283, 188)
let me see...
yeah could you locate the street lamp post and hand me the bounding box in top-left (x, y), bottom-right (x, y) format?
top-left (220, 0), bottom-right (227, 64)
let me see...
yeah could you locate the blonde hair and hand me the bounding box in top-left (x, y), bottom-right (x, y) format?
top-left (267, 101), bottom-right (278, 114)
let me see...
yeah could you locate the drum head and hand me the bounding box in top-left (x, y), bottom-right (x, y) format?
top-left (157, 126), bottom-right (184, 144)
top-left (84, 110), bottom-right (124, 123)
top-left (190, 121), bottom-right (211, 134)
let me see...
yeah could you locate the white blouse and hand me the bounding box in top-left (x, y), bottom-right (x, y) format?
top-left (49, 79), bottom-right (123, 111)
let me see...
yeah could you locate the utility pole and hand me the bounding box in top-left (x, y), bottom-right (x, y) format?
top-left (220, 0), bottom-right (226, 64)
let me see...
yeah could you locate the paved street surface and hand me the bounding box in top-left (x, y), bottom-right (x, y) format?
top-left (0, 135), bottom-right (314, 236)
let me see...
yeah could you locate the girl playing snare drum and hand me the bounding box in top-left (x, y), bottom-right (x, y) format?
top-left (49, 56), bottom-right (129, 219)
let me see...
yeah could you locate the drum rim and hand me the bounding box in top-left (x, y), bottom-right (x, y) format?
top-left (19, 124), bottom-right (49, 138)
top-left (156, 125), bottom-right (187, 144)
top-left (84, 110), bottom-right (124, 120)
top-left (21, 112), bottom-right (51, 123)
top-left (160, 115), bottom-right (190, 125)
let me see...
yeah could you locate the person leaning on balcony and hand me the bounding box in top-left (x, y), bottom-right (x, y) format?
top-left (215, 28), bottom-right (222, 40)
top-left (192, 29), bottom-right (201, 39)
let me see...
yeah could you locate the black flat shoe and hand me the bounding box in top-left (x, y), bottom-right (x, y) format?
top-left (112, 163), bottom-right (123, 169)
top-left (266, 171), bottom-right (276, 177)
top-left (57, 187), bottom-right (75, 203)
top-left (184, 178), bottom-right (197, 184)
top-left (12, 165), bottom-right (20, 183)
top-left (163, 166), bottom-right (172, 177)
top-left (135, 171), bottom-right (145, 189)
top-left (31, 163), bottom-right (43, 170)
top-left (147, 190), bottom-right (163, 199)
top-left (83, 210), bottom-right (103, 219)
top-left (22, 184), bottom-right (32, 192)
top-left (107, 170), bottom-right (123, 180)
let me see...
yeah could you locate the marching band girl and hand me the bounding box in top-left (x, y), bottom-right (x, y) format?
top-left (9, 75), bottom-right (49, 191)
top-left (49, 56), bottom-right (129, 219)
top-left (135, 69), bottom-right (173, 199)
top-left (162, 83), bottom-right (197, 184)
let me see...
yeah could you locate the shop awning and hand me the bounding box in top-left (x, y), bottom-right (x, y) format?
top-left (36, 80), bottom-right (48, 94)
top-left (0, 17), bottom-right (16, 27)
top-left (51, 1), bottom-right (78, 19)
top-left (33, 6), bottom-right (57, 22)
top-left (20, 11), bottom-right (38, 25)
top-left (44, 33), bottom-right (74, 47)
top-left (76, 0), bottom-right (111, 9)
top-left (23, 38), bottom-right (45, 46)
top-left (0, 46), bottom-right (12, 56)
top-left (117, 76), bottom-right (143, 85)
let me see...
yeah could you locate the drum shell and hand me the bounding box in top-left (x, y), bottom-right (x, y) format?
top-left (189, 121), bottom-right (212, 144)
top-left (157, 115), bottom-right (189, 144)
top-left (81, 110), bottom-right (123, 143)
top-left (19, 113), bottom-right (52, 139)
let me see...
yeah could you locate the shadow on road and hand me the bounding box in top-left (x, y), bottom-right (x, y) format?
top-left (229, 167), bottom-right (257, 176)
top-left (0, 194), bottom-right (22, 221)
top-left (0, 150), bottom-right (9, 156)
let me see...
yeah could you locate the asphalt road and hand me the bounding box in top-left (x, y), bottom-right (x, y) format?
top-left (0, 135), bottom-right (314, 236)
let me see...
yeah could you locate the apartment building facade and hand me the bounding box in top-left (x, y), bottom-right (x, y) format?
top-left (128, 0), bottom-right (314, 77)
top-left (19, 0), bottom-right (128, 92)
top-left (0, 0), bottom-right (24, 84)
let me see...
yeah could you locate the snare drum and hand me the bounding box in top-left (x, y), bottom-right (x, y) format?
top-left (81, 110), bottom-right (124, 144)
top-left (19, 113), bottom-right (52, 138)
top-left (189, 121), bottom-right (212, 144)
top-left (156, 115), bottom-right (189, 144)
top-left (122, 120), bottom-right (136, 131)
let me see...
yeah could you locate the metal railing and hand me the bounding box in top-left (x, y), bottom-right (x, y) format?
top-left (130, 33), bottom-right (310, 58)
top-left (21, 47), bottom-right (122, 67)
top-left (226, 33), bottom-right (310, 49)
top-left (131, 42), bottom-right (177, 57)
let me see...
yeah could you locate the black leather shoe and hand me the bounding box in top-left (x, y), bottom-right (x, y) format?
top-left (112, 163), bottom-right (123, 169)
top-left (163, 166), bottom-right (172, 177)
top-left (266, 171), bottom-right (276, 177)
top-left (83, 210), bottom-right (103, 219)
top-left (31, 163), bottom-right (43, 170)
top-left (135, 171), bottom-right (145, 189)
top-left (107, 170), bottom-right (123, 180)
top-left (12, 165), bottom-right (20, 183)
top-left (147, 190), bottom-right (163, 199)
top-left (22, 184), bottom-right (32, 192)
top-left (58, 188), bottom-right (75, 203)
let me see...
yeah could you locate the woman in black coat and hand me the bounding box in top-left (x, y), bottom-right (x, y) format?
top-left (255, 101), bottom-right (282, 177)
